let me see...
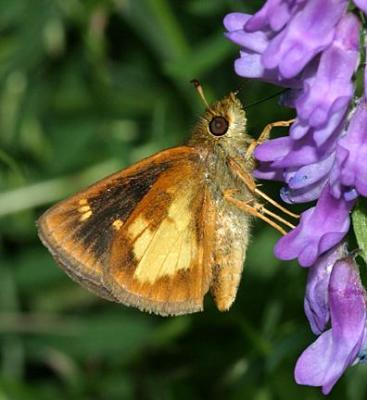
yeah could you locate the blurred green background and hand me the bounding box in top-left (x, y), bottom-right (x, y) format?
top-left (1, 1), bottom-right (366, 399)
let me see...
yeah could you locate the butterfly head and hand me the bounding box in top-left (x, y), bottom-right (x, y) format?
top-left (189, 92), bottom-right (251, 155)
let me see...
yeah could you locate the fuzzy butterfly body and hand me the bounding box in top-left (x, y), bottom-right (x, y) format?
top-left (37, 93), bottom-right (257, 316)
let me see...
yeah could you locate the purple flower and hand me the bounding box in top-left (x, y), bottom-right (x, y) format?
top-left (261, 0), bottom-right (347, 79)
top-left (251, 12), bottom-right (360, 176)
top-left (249, 12), bottom-right (360, 206)
top-left (332, 101), bottom-right (367, 198)
top-left (304, 243), bottom-right (348, 335)
top-left (225, 0), bottom-right (367, 394)
top-left (225, 2), bottom-right (364, 266)
top-left (290, 13), bottom-right (360, 130)
top-left (295, 255), bottom-right (367, 394)
top-left (223, 13), bottom-right (301, 86)
top-left (274, 185), bottom-right (354, 266)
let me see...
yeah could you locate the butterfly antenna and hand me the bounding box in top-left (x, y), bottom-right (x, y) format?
top-left (244, 88), bottom-right (290, 110)
top-left (190, 79), bottom-right (210, 108)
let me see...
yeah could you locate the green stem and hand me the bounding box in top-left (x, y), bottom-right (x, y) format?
top-left (0, 159), bottom-right (120, 217)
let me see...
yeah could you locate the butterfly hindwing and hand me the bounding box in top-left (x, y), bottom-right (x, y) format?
top-left (105, 156), bottom-right (216, 315)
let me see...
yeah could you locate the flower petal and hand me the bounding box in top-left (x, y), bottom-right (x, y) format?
top-left (254, 136), bottom-right (292, 163)
top-left (286, 153), bottom-right (335, 190)
top-left (336, 101), bottom-right (367, 197)
top-left (234, 51), bottom-right (270, 79)
top-left (223, 12), bottom-right (251, 31)
top-left (274, 185), bottom-right (353, 266)
top-left (244, 0), bottom-right (305, 32)
top-left (253, 163), bottom-right (285, 181)
top-left (280, 179), bottom-right (327, 203)
top-left (304, 243), bottom-right (348, 335)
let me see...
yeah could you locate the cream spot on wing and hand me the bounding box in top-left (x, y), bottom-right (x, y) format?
top-left (78, 205), bottom-right (91, 213)
top-left (129, 216), bottom-right (149, 238)
top-left (79, 210), bottom-right (92, 221)
top-left (77, 199), bottom-right (92, 221)
top-left (131, 187), bottom-right (196, 284)
top-left (112, 219), bottom-right (123, 231)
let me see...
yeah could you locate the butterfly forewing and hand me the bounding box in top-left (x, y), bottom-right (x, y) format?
top-left (37, 146), bottom-right (216, 314)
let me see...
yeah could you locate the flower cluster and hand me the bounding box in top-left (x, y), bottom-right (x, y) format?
top-left (224, 0), bottom-right (366, 265)
top-left (224, 0), bottom-right (367, 394)
top-left (295, 244), bottom-right (367, 394)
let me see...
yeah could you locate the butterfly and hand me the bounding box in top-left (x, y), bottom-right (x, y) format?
top-left (37, 83), bottom-right (295, 316)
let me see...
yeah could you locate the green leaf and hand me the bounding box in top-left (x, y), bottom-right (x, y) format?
top-left (352, 198), bottom-right (367, 263)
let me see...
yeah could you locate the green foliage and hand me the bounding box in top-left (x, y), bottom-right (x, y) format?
top-left (353, 199), bottom-right (367, 264)
top-left (0, 1), bottom-right (364, 399)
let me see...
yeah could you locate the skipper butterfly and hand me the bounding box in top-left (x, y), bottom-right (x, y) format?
top-left (37, 83), bottom-right (295, 316)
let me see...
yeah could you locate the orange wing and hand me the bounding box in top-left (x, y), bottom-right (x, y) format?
top-left (37, 146), bottom-right (216, 315)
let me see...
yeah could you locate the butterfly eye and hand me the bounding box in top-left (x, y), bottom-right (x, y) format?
top-left (209, 116), bottom-right (229, 136)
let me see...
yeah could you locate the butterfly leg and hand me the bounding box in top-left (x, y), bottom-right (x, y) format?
top-left (245, 119), bottom-right (295, 160)
top-left (223, 192), bottom-right (290, 235)
top-left (228, 158), bottom-right (299, 219)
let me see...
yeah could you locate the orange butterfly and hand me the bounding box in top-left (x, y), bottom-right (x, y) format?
top-left (38, 83), bottom-right (295, 316)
